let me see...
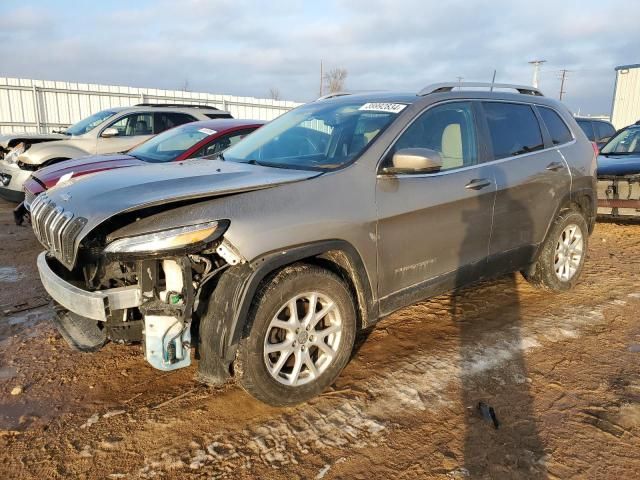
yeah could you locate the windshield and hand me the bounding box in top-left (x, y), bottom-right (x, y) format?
top-left (222, 99), bottom-right (405, 170)
top-left (601, 126), bottom-right (640, 155)
top-left (129, 124), bottom-right (213, 163)
top-left (65, 110), bottom-right (118, 136)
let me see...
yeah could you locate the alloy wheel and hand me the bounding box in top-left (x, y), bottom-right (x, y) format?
top-left (263, 292), bottom-right (343, 386)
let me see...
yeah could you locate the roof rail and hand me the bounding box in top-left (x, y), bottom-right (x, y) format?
top-left (134, 103), bottom-right (221, 110)
top-left (418, 82), bottom-right (544, 97)
top-left (315, 92), bottom-right (353, 101)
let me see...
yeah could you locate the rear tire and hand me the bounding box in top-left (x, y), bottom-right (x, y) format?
top-left (236, 264), bottom-right (356, 406)
top-left (523, 210), bottom-right (588, 292)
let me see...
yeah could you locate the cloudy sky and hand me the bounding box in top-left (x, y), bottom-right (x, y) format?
top-left (1, 0), bottom-right (638, 115)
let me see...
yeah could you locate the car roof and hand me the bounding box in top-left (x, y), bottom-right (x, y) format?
top-left (176, 118), bottom-right (266, 132)
top-left (316, 88), bottom-right (568, 110)
top-left (105, 105), bottom-right (232, 116)
top-left (317, 91), bottom-right (420, 105)
top-left (574, 117), bottom-right (612, 124)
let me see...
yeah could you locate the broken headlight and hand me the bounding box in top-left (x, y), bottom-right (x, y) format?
top-left (104, 221), bottom-right (226, 254)
top-left (5, 143), bottom-right (26, 164)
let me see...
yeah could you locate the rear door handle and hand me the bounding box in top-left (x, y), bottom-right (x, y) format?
top-left (465, 178), bottom-right (491, 190)
top-left (546, 161), bottom-right (564, 171)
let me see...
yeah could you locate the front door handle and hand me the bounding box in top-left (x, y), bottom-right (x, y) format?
top-left (465, 178), bottom-right (491, 190)
top-left (546, 161), bottom-right (564, 171)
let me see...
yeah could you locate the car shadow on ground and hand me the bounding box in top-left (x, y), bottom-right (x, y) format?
top-left (452, 170), bottom-right (547, 478)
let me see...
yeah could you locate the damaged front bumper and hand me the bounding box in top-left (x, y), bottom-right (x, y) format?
top-left (0, 159), bottom-right (30, 202)
top-left (37, 252), bottom-right (192, 371)
top-left (37, 252), bottom-right (142, 321)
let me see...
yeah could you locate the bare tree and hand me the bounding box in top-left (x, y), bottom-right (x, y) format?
top-left (268, 87), bottom-right (281, 101)
top-left (323, 68), bottom-right (348, 94)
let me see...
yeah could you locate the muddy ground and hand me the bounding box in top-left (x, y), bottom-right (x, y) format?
top-left (0, 199), bottom-right (639, 480)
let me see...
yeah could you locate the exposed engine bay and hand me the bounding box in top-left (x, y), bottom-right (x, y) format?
top-left (48, 239), bottom-right (239, 372)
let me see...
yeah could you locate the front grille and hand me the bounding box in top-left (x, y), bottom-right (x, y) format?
top-left (31, 194), bottom-right (87, 269)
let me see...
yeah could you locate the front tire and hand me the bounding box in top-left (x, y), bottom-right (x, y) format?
top-left (523, 210), bottom-right (589, 291)
top-left (236, 264), bottom-right (356, 406)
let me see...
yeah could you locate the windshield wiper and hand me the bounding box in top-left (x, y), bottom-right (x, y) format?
top-left (601, 151), bottom-right (636, 156)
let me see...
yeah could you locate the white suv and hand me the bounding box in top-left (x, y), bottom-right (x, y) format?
top-left (0, 104), bottom-right (232, 201)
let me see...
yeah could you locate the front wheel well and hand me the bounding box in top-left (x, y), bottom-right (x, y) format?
top-left (247, 244), bottom-right (376, 334)
top-left (301, 251), bottom-right (370, 331)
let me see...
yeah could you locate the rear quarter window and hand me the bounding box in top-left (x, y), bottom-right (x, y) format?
top-left (593, 121), bottom-right (615, 141)
top-left (577, 120), bottom-right (595, 141)
top-left (482, 102), bottom-right (544, 160)
top-left (538, 106), bottom-right (573, 145)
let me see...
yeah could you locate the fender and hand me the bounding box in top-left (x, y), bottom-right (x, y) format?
top-left (526, 185), bottom-right (595, 271)
top-left (198, 239), bottom-right (377, 384)
top-left (572, 185), bottom-right (597, 232)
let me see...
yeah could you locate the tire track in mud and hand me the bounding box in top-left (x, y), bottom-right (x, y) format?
top-left (139, 291), bottom-right (638, 478)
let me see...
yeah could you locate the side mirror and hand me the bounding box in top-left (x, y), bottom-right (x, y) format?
top-left (383, 148), bottom-right (443, 175)
top-left (101, 127), bottom-right (119, 138)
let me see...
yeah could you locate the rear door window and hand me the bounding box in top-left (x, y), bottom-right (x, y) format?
top-left (155, 112), bottom-right (196, 134)
top-left (482, 102), bottom-right (544, 160)
top-left (538, 106), bottom-right (573, 145)
top-left (577, 120), bottom-right (595, 141)
top-left (189, 128), bottom-right (257, 158)
top-left (593, 121), bottom-right (615, 142)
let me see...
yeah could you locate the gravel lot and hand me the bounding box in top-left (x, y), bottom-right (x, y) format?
top-left (1, 200), bottom-right (639, 479)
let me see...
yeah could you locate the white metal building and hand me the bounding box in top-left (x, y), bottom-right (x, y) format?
top-left (611, 64), bottom-right (640, 130)
top-left (0, 77), bottom-right (301, 134)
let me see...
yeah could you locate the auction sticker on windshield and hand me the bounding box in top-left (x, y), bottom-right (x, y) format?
top-left (358, 103), bottom-right (407, 113)
top-left (198, 128), bottom-right (217, 135)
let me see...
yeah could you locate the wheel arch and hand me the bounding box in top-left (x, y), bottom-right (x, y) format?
top-left (197, 239), bottom-right (377, 383)
top-left (525, 188), bottom-right (594, 275)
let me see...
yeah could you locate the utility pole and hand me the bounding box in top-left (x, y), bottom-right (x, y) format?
top-left (319, 60), bottom-right (323, 97)
top-left (559, 69), bottom-right (570, 100)
top-left (528, 60), bottom-right (546, 88)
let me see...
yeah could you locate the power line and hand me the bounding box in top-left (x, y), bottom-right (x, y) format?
top-left (558, 69), bottom-right (572, 100)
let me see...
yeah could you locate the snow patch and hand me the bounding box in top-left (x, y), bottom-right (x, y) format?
top-left (142, 299), bottom-right (610, 477)
top-left (0, 267), bottom-right (22, 282)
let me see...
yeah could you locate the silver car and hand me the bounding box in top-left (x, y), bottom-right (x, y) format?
top-left (0, 104), bottom-right (231, 201)
top-left (32, 83), bottom-right (596, 405)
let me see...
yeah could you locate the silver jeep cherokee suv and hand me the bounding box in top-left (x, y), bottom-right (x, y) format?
top-left (0, 103), bottom-right (232, 202)
top-left (32, 83), bottom-right (596, 405)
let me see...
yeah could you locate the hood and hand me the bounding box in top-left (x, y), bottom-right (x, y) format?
top-left (0, 133), bottom-right (66, 150)
top-left (35, 159), bottom-right (320, 267)
top-left (33, 154), bottom-right (143, 189)
top-left (597, 154), bottom-right (640, 177)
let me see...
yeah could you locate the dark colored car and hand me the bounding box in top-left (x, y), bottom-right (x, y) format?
top-left (32, 82), bottom-right (596, 405)
top-left (14, 119), bottom-right (265, 224)
top-left (576, 117), bottom-right (616, 150)
top-left (596, 123), bottom-right (640, 217)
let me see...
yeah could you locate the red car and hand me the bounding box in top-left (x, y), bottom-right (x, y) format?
top-left (15, 119), bottom-right (264, 224)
